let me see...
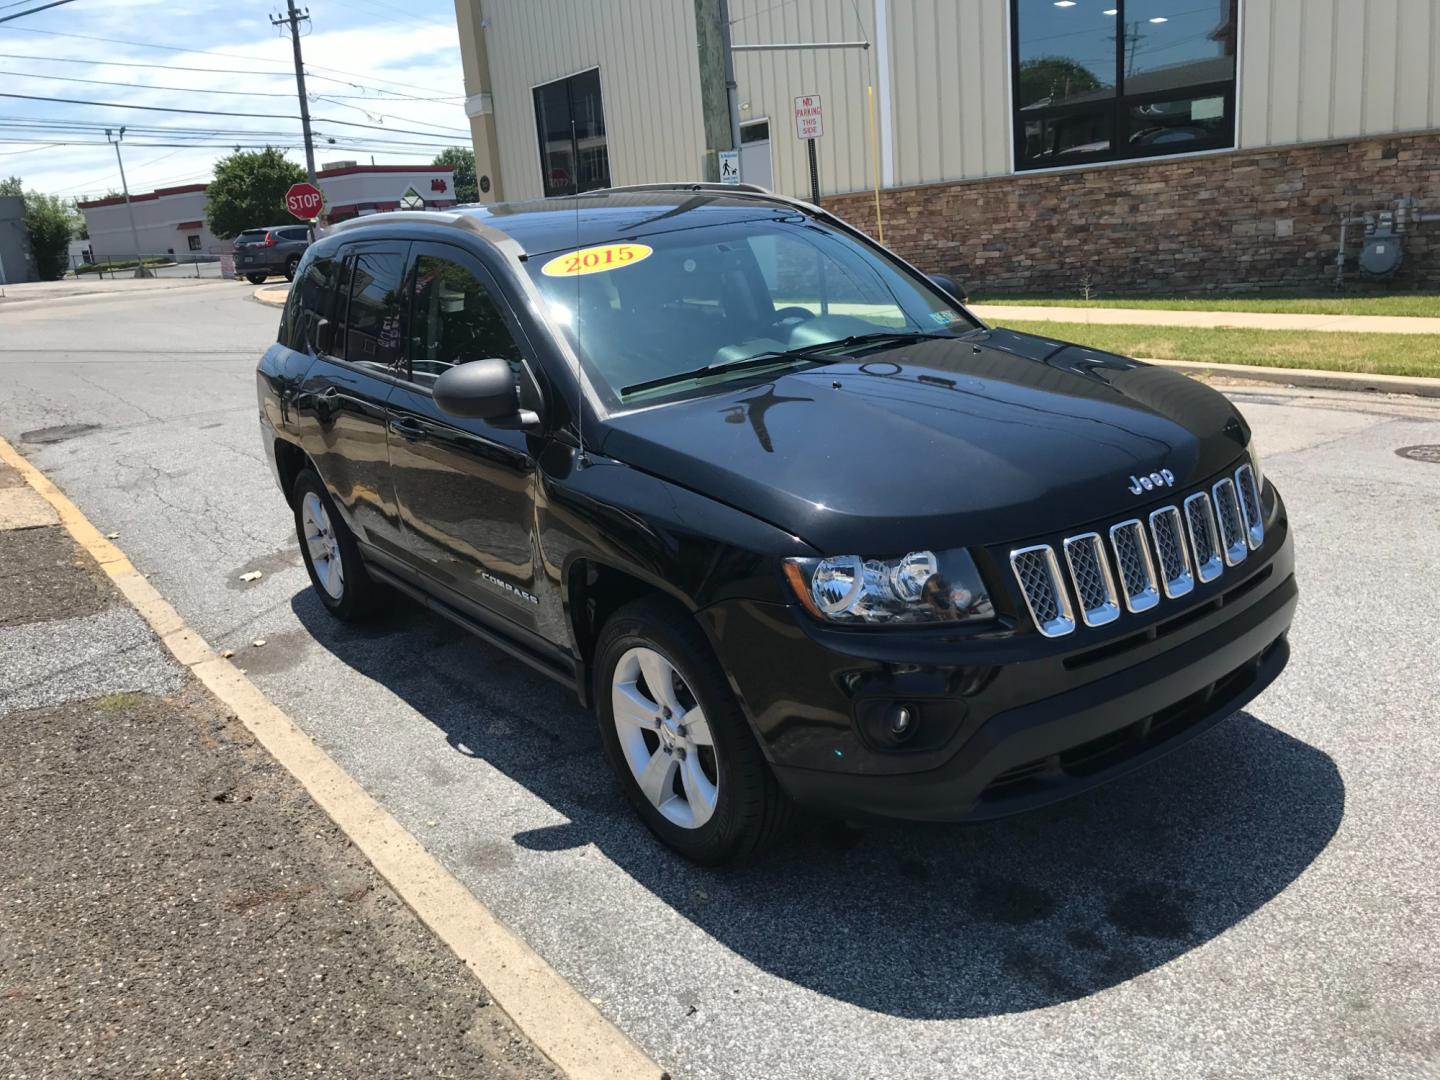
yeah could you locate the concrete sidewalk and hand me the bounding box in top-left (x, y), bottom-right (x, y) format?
top-left (0, 457), bottom-right (560, 1080)
top-left (0, 275), bottom-right (244, 306)
top-left (969, 303), bottom-right (1440, 335)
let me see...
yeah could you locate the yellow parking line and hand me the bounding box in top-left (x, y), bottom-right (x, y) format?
top-left (0, 434), bottom-right (668, 1080)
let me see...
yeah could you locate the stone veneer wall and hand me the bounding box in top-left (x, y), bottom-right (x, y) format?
top-left (824, 133), bottom-right (1440, 295)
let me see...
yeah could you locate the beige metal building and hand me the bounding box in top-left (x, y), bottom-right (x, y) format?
top-left (454, 0), bottom-right (1440, 291)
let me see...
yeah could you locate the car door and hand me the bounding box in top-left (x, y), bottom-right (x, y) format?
top-left (294, 240), bottom-right (409, 555)
top-left (384, 241), bottom-right (547, 635)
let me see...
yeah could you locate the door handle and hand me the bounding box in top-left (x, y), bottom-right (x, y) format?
top-left (388, 417), bottom-right (427, 441)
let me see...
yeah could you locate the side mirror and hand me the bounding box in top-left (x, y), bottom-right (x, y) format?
top-left (928, 273), bottom-right (968, 304)
top-left (433, 358), bottom-right (540, 429)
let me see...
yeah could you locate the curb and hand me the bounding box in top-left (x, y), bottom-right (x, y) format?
top-left (0, 435), bottom-right (668, 1080)
top-left (253, 284), bottom-right (290, 307)
top-left (1142, 357), bottom-right (1440, 398)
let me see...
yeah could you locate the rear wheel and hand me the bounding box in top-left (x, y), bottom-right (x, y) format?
top-left (595, 598), bottom-right (790, 863)
top-left (246, 272), bottom-right (268, 284)
top-left (292, 469), bottom-right (382, 621)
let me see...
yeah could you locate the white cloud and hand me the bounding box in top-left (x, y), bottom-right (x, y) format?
top-left (0, 0), bottom-right (467, 199)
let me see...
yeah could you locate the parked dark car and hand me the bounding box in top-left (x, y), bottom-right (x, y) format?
top-left (235, 225), bottom-right (310, 284)
top-left (256, 185), bottom-right (1296, 863)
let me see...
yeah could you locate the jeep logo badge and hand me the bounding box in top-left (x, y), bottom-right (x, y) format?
top-left (1128, 468), bottom-right (1175, 494)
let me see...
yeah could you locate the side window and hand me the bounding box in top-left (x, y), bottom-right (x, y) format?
top-left (281, 254), bottom-right (334, 352)
top-left (342, 250), bottom-right (406, 372)
top-left (408, 254), bottom-right (521, 387)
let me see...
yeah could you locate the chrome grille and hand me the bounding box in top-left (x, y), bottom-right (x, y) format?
top-left (1184, 492), bottom-right (1223, 583)
top-left (1007, 462), bottom-right (1265, 638)
top-left (1148, 506), bottom-right (1194, 598)
top-left (1109, 519), bottom-right (1160, 613)
top-left (1235, 464), bottom-right (1264, 549)
top-left (1212, 478), bottom-right (1249, 566)
top-left (1063, 533), bottom-right (1120, 627)
top-left (1009, 545), bottom-right (1075, 638)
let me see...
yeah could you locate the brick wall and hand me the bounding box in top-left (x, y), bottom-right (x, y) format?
top-left (825, 133), bottom-right (1440, 295)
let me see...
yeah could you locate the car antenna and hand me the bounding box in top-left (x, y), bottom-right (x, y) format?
top-left (572, 119), bottom-right (589, 470)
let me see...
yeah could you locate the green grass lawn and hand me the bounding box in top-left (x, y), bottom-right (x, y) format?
top-left (999, 320), bottom-right (1440, 379)
top-left (972, 292), bottom-right (1440, 318)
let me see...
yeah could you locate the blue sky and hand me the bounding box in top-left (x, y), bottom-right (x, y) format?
top-left (0, 0), bottom-right (468, 201)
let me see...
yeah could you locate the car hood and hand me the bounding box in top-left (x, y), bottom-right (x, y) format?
top-left (598, 328), bottom-right (1251, 555)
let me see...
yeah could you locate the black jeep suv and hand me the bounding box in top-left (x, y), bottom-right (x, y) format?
top-left (257, 184), bottom-right (1296, 863)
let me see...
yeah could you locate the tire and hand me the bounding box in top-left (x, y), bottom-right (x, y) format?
top-left (246, 272), bottom-right (268, 284)
top-left (292, 469), bottom-right (382, 621)
top-left (594, 597), bottom-right (790, 864)
top-left (284, 255), bottom-right (300, 282)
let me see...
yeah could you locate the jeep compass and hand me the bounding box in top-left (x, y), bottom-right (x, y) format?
top-left (256, 184), bottom-right (1296, 863)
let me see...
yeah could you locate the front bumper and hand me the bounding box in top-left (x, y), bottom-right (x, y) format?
top-left (699, 494), bottom-right (1296, 823)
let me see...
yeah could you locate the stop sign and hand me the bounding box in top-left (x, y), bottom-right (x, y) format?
top-left (284, 182), bottom-right (324, 220)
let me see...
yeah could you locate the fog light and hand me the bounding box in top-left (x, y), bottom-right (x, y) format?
top-left (888, 705), bottom-right (914, 738)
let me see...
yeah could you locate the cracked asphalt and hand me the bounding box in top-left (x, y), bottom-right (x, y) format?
top-left (1, 281), bottom-right (1437, 1079)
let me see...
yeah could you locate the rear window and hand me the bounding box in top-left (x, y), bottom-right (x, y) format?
top-left (236, 230), bottom-right (268, 245)
top-left (281, 254), bottom-right (335, 352)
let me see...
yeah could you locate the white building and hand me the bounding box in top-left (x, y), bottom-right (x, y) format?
top-left (452, 0), bottom-right (1440, 293)
top-left (78, 163), bottom-right (461, 262)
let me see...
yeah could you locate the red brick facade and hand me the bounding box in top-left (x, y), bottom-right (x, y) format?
top-left (825, 133), bottom-right (1440, 295)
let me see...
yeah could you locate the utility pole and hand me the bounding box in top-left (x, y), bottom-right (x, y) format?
top-left (105, 127), bottom-right (152, 278)
top-left (693, 0), bottom-right (740, 182)
top-left (272, 0), bottom-right (318, 185)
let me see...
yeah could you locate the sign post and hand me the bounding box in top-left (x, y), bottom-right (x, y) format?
top-left (284, 181), bottom-right (324, 221)
top-left (793, 93), bottom-right (823, 204)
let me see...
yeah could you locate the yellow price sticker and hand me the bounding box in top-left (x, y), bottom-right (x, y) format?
top-left (540, 242), bottom-right (653, 277)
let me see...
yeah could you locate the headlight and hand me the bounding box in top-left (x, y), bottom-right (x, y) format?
top-left (1247, 436), bottom-right (1264, 492)
top-left (782, 549), bottom-right (994, 626)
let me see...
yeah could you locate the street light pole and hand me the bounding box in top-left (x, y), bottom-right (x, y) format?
top-left (106, 127), bottom-right (152, 279)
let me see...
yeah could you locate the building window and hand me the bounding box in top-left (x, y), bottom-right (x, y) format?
top-left (187, 235), bottom-right (201, 251)
top-left (533, 68), bottom-right (611, 197)
top-left (1010, 0), bottom-right (1237, 170)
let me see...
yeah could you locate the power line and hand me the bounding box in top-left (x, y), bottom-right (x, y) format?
top-left (0, 52), bottom-right (462, 99)
top-left (4, 25), bottom-right (464, 96)
top-left (0, 68), bottom-right (301, 97)
top-left (0, 91), bottom-right (469, 139)
top-left (0, 0), bottom-right (78, 25)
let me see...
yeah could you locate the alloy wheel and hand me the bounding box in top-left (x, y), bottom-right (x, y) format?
top-left (301, 491), bottom-right (345, 599)
top-left (611, 646), bottom-right (719, 829)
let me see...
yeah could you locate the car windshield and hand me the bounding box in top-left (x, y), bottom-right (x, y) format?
top-left (523, 213), bottom-right (975, 405)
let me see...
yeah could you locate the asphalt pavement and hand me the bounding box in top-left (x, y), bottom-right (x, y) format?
top-left (1, 282), bottom-right (1437, 1080)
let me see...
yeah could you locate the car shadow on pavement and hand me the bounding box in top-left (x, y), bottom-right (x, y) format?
top-left (292, 589), bottom-right (1343, 1021)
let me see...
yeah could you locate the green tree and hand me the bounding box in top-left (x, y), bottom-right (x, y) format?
top-left (23, 193), bottom-right (78, 279)
top-left (432, 146), bottom-right (478, 203)
top-left (205, 147), bottom-right (306, 239)
top-left (1, 177), bottom-right (79, 280)
top-left (1017, 56), bottom-right (1105, 108)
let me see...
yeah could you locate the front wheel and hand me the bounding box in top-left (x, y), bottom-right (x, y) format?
top-left (246, 272), bottom-right (268, 284)
top-left (595, 598), bottom-right (790, 863)
top-left (284, 255), bottom-right (300, 282)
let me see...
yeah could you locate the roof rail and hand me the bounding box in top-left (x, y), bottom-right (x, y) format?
top-left (595, 181), bottom-right (773, 197)
top-left (591, 181), bottom-right (828, 220)
top-left (319, 208), bottom-right (525, 257)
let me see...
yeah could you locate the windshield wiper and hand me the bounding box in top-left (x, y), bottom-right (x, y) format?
top-left (621, 348), bottom-right (830, 396)
top-left (618, 331), bottom-right (955, 397)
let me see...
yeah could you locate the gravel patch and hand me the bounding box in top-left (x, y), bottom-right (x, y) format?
top-left (0, 684), bottom-right (561, 1080)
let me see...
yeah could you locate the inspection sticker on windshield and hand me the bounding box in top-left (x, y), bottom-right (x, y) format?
top-left (540, 242), bottom-right (653, 277)
top-left (929, 309), bottom-right (961, 326)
